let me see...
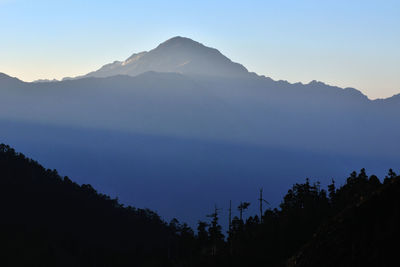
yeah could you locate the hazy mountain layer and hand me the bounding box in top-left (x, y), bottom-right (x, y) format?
top-left (0, 71), bottom-right (399, 157)
top-left (1, 119), bottom-right (398, 227)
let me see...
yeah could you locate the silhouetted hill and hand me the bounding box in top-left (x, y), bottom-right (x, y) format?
top-left (177, 169), bottom-right (399, 267)
top-left (287, 176), bottom-right (400, 267)
top-left (0, 144), bottom-right (176, 266)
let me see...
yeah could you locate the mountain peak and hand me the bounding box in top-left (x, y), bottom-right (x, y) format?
top-left (153, 36), bottom-right (221, 57)
top-left (160, 36), bottom-right (197, 45)
top-left (82, 37), bottom-right (250, 79)
top-left (156, 36), bottom-right (205, 49)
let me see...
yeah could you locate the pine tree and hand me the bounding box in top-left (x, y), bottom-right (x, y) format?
top-left (207, 205), bottom-right (224, 256)
top-left (328, 178), bottom-right (336, 203)
top-left (237, 202), bottom-right (250, 222)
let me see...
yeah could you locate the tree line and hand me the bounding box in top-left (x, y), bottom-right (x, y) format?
top-left (166, 168), bottom-right (398, 266)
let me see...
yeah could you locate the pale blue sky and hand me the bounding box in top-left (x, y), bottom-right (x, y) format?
top-left (0, 0), bottom-right (399, 99)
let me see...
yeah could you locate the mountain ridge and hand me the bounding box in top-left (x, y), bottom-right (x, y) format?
top-left (0, 69), bottom-right (395, 104)
top-left (1, 37), bottom-right (398, 101)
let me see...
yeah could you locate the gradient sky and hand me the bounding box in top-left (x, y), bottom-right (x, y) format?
top-left (0, 0), bottom-right (399, 99)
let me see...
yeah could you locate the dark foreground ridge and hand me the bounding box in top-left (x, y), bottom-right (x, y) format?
top-left (0, 144), bottom-right (175, 266)
top-left (1, 143), bottom-right (399, 266)
top-left (288, 171), bottom-right (400, 267)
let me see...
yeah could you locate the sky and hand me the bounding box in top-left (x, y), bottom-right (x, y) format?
top-left (0, 0), bottom-right (399, 99)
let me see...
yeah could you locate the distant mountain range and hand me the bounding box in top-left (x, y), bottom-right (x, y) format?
top-left (0, 36), bottom-right (399, 224)
top-left (0, 38), bottom-right (398, 157)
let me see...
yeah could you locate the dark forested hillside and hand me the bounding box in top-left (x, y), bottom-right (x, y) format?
top-left (0, 144), bottom-right (178, 266)
top-left (178, 169), bottom-right (399, 267)
top-left (174, 169), bottom-right (399, 267)
top-left (288, 172), bottom-right (400, 267)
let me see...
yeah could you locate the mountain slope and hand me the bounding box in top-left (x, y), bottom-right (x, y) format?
top-left (0, 143), bottom-right (176, 266)
top-left (0, 72), bottom-right (25, 88)
top-left (79, 36), bottom-right (250, 78)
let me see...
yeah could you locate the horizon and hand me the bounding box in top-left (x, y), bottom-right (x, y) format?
top-left (1, 0), bottom-right (399, 99)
